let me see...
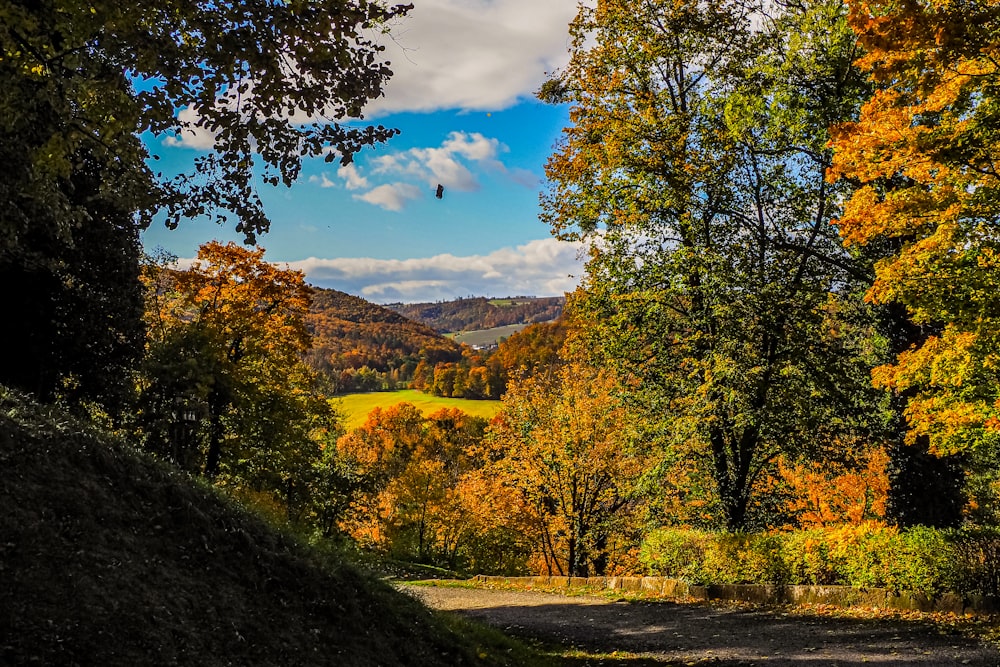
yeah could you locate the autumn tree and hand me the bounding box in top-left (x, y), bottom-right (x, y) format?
top-left (487, 362), bottom-right (645, 577)
top-left (336, 404), bottom-right (510, 569)
top-left (828, 0), bottom-right (1000, 523)
top-left (140, 242), bottom-right (332, 517)
top-left (541, 0), bottom-right (877, 530)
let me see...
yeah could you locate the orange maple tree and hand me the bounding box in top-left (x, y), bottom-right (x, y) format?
top-left (486, 361), bottom-right (646, 577)
top-left (829, 0), bottom-right (1000, 456)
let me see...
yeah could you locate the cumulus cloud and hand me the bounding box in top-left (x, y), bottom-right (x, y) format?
top-left (367, 0), bottom-right (578, 115)
top-left (353, 182), bottom-right (423, 211)
top-left (308, 173), bottom-right (337, 188)
top-left (337, 163), bottom-right (369, 190)
top-left (161, 2), bottom-right (577, 148)
top-left (285, 237), bottom-right (585, 303)
top-left (375, 131), bottom-right (500, 191)
top-left (351, 130), bottom-right (528, 209)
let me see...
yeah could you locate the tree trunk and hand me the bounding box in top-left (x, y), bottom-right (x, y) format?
top-left (204, 385), bottom-right (226, 478)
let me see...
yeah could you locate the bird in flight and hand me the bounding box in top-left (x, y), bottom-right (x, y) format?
top-left (435, 184), bottom-right (444, 199)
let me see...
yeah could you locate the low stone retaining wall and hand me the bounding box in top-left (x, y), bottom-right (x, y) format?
top-left (470, 575), bottom-right (999, 616)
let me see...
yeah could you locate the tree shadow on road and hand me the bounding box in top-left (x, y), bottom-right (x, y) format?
top-left (454, 598), bottom-right (999, 667)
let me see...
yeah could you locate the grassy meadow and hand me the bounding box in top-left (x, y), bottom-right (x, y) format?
top-left (334, 389), bottom-right (502, 430)
top-left (447, 323), bottom-right (529, 348)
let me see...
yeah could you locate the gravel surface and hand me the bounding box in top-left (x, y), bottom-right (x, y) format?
top-left (410, 585), bottom-right (1000, 665)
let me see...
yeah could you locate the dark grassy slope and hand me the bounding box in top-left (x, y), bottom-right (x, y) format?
top-left (0, 390), bottom-right (509, 666)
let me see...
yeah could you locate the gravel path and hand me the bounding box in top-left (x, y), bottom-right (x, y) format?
top-left (410, 585), bottom-right (1000, 665)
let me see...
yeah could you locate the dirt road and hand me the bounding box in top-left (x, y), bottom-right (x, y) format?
top-left (411, 585), bottom-right (1000, 665)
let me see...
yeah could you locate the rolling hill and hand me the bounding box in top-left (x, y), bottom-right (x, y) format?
top-left (306, 287), bottom-right (463, 392)
top-left (385, 296), bottom-right (565, 334)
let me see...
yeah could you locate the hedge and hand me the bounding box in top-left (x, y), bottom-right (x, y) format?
top-left (639, 524), bottom-right (1000, 597)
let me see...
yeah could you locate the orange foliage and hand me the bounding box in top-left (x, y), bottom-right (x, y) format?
top-left (335, 404), bottom-right (530, 572)
top-left (486, 362), bottom-right (645, 577)
top-left (779, 448), bottom-right (889, 527)
top-left (829, 0), bottom-right (1000, 454)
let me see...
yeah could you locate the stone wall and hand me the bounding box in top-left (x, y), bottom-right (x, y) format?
top-left (470, 575), bottom-right (999, 616)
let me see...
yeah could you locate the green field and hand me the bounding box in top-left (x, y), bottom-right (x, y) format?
top-left (487, 298), bottom-right (535, 307)
top-left (450, 323), bottom-right (529, 348)
top-left (333, 390), bottom-right (502, 430)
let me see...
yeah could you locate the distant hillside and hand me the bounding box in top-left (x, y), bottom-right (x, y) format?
top-left (306, 287), bottom-right (463, 393)
top-left (0, 389), bottom-right (529, 666)
top-left (386, 296), bottom-right (564, 333)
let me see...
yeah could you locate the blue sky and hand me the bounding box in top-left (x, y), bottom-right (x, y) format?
top-left (140, 0), bottom-right (585, 304)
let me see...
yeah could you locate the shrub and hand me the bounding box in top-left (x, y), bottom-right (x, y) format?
top-left (638, 528), bottom-right (712, 582)
top-left (782, 529), bottom-right (837, 585)
top-left (639, 524), bottom-right (988, 597)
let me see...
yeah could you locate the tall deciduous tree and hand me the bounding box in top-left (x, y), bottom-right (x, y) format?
top-left (1, 0), bottom-right (410, 242)
top-left (141, 242), bottom-right (331, 516)
top-left (1, 0), bottom-right (409, 409)
top-left (542, 0), bottom-right (876, 530)
top-left (487, 362), bottom-right (644, 577)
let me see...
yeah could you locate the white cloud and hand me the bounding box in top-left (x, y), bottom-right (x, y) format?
top-left (337, 163), bottom-right (369, 190)
top-left (352, 130), bottom-right (530, 209)
top-left (367, 0), bottom-right (578, 115)
top-left (308, 173), bottom-right (337, 188)
top-left (353, 182), bottom-right (423, 211)
top-left (160, 2), bottom-right (578, 148)
top-left (163, 107), bottom-right (217, 149)
top-left (285, 237), bottom-right (584, 303)
top-left (373, 131), bottom-right (500, 191)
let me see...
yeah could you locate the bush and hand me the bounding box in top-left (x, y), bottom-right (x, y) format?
top-left (638, 528), bottom-right (711, 582)
top-left (639, 524), bottom-right (994, 597)
top-left (639, 529), bottom-right (786, 585)
top-left (782, 529), bottom-right (836, 585)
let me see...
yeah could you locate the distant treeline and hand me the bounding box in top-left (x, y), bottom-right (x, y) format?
top-left (385, 296), bottom-right (564, 333)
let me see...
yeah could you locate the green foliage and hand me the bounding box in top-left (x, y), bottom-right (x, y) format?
top-left (639, 529), bottom-right (786, 585)
top-left (1, 0), bottom-right (410, 418)
top-left (639, 525), bottom-right (1000, 597)
top-left (542, 0), bottom-right (878, 530)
